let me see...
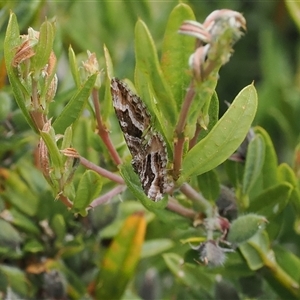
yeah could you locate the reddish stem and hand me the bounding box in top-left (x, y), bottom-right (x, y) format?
top-left (80, 156), bottom-right (124, 184)
top-left (189, 123), bottom-right (202, 149)
top-left (167, 198), bottom-right (196, 219)
top-left (172, 82), bottom-right (196, 180)
top-left (89, 185), bottom-right (126, 209)
top-left (92, 89), bottom-right (122, 166)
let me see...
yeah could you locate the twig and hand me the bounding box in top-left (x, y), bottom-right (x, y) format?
top-left (92, 88), bottom-right (122, 166)
top-left (172, 82), bottom-right (196, 180)
top-left (189, 123), bottom-right (202, 149)
top-left (180, 182), bottom-right (211, 214)
top-left (89, 185), bottom-right (126, 209)
top-left (166, 197), bottom-right (196, 219)
top-left (57, 193), bottom-right (73, 208)
top-left (80, 156), bottom-right (124, 184)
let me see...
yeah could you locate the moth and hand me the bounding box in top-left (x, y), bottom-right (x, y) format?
top-left (111, 78), bottom-right (168, 201)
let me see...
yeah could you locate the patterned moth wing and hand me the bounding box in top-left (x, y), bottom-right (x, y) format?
top-left (111, 77), bottom-right (168, 201)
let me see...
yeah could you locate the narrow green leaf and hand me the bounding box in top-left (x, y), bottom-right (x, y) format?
top-left (278, 163), bottom-right (298, 187)
top-left (161, 3), bottom-right (195, 107)
top-left (255, 126), bottom-right (278, 188)
top-left (39, 130), bottom-right (63, 169)
top-left (188, 71), bottom-right (219, 136)
top-left (150, 208), bottom-right (191, 229)
top-left (4, 13), bottom-right (37, 132)
top-left (180, 84), bottom-right (258, 183)
top-left (163, 253), bottom-right (214, 293)
top-left (274, 245), bottom-right (300, 283)
top-left (10, 208), bottom-right (41, 235)
top-left (197, 91), bottom-right (219, 140)
top-left (73, 170), bottom-right (102, 215)
top-left (248, 182), bottom-right (293, 220)
top-left (33, 20), bottom-right (55, 75)
top-left (141, 239), bottom-right (174, 258)
top-left (119, 162), bottom-right (168, 210)
top-left (134, 69), bottom-right (172, 150)
top-left (95, 212), bottom-right (146, 300)
top-left (61, 126), bottom-right (73, 151)
top-left (52, 73), bottom-right (97, 134)
top-left (285, 0), bottom-right (300, 32)
top-left (277, 163), bottom-right (300, 233)
top-left (51, 214), bottom-right (66, 245)
top-left (68, 45), bottom-right (81, 88)
top-left (4, 171), bottom-right (39, 217)
top-left (103, 44), bottom-right (114, 121)
top-left (134, 19), bottom-right (177, 139)
top-left (242, 134), bottom-right (265, 195)
top-left (104, 44), bottom-right (114, 79)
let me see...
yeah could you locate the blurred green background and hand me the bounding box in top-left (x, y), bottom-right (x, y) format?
top-left (1, 0), bottom-right (299, 162)
top-left (1, 0), bottom-right (300, 299)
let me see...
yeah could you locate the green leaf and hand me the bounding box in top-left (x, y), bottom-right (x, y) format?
top-left (239, 231), bottom-right (270, 270)
top-left (61, 126), bottom-right (73, 151)
top-left (39, 127), bottom-right (63, 170)
top-left (0, 219), bottom-right (22, 248)
top-left (242, 134), bottom-right (265, 195)
top-left (134, 19), bottom-right (177, 140)
top-left (3, 170), bottom-right (39, 217)
top-left (248, 182), bottom-right (293, 220)
top-left (95, 212), bottom-right (146, 300)
top-left (180, 84), bottom-right (258, 183)
top-left (0, 265), bottom-right (28, 297)
top-left (150, 207), bottom-right (191, 229)
top-left (227, 213), bottom-right (268, 245)
top-left (52, 73), bottom-right (97, 134)
top-left (240, 233), bottom-right (300, 299)
top-left (278, 163), bottom-right (300, 233)
top-left (197, 91), bottom-right (219, 140)
top-left (163, 252), bottom-right (214, 294)
top-left (285, 0), bottom-right (300, 32)
top-left (51, 214), bottom-right (66, 245)
top-left (161, 3), bottom-right (195, 108)
top-left (141, 239), bottom-right (174, 258)
top-left (197, 169), bottom-right (220, 202)
top-left (103, 44), bottom-right (114, 121)
top-left (10, 208), bottom-right (41, 235)
top-left (274, 244), bottom-right (300, 283)
top-left (134, 70), bottom-right (172, 151)
top-left (68, 45), bottom-right (81, 88)
top-left (119, 161), bottom-right (168, 210)
top-left (23, 239), bottom-right (44, 253)
top-left (188, 72), bottom-right (219, 136)
top-left (32, 19), bottom-right (55, 76)
top-left (72, 170), bottom-right (103, 215)
top-left (255, 126), bottom-right (278, 188)
top-left (4, 13), bottom-right (37, 132)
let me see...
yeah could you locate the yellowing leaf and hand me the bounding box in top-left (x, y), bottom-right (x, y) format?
top-left (95, 212), bottom-right (146, 300)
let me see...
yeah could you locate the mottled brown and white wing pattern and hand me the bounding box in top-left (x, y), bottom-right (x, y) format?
top-left (111, 78), bottom-right (168, 201)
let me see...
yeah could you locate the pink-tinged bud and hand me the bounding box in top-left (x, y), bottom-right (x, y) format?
top-left (12, 28), bottom-right (39, 67)
top-left (12, 39), bottom-right (36, 67)
top-left (178, 20), bottom-right (210, 44)
top-left (38, 134), bottom-right (50, 180)
top-left (203, 9), bottom-right (246, 36)
top-left (82, 51), bottom-right (101, 89)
